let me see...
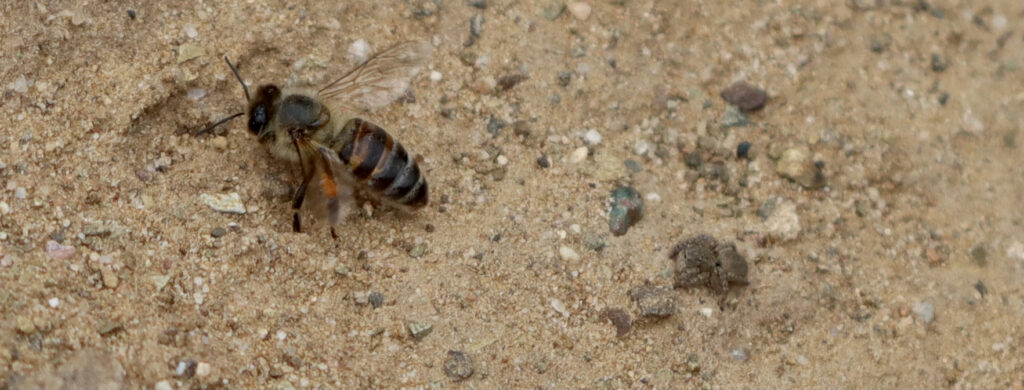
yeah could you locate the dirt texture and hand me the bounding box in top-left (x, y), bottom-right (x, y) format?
top-left (1, 1), bottom-right (1022, 389)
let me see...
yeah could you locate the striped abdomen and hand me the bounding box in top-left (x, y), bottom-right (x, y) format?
top-left (338, 118), bottom-right (428, 208)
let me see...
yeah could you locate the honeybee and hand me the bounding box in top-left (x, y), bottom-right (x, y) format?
top-left (200, 41), bottom-right (432, 237)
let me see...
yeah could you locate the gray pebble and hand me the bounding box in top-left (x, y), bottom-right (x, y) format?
top-left (468, 0), bottom-right (487, 9)
top-left (210, 227), bottom-right (227, 238)
top-left (444, 350), bottom-right (475, 381)
top-left (969, 244), bottom-right (988, 266)
top-left (623, 159), bottom-right (643, 173)
top-left (720, 81), bottom-right (767, 111)
top-left (608, 186), bottom-right (644, 236)
top-left (570, 44), bottom-right (587, 58)
top-left (974, 280), bottom-right (988, 297)
top-left (487, 116), bottom-right (506, 137)
top-left (368, 292), bottom-right (384, 308)
top-left (628, 285), bottom-right (677, 319)
top-left (757, 197), bottom-right (780, 221)
top-left (683, 151), bottom-right (703, 168)
top-left (537, 154), bottom-right (551, 168)
top-left (913, 301), bottom-right (935, 324)
top-left (930, 53), bottom-right (948, 72)
top-left (470, 13), bottom-right (484, 38)
top-left (408, 321), bottom-right (434, 340)
top-left (557, 71), bottom-right (572, 87)
top-left (719, 105), bottom-right (751, 129)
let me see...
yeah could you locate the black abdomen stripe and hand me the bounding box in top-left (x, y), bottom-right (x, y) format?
top-left (339, 118), bottom-right (428, 208)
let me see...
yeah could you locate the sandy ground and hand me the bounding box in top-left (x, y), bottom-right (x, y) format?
top-left (1, 0), bottom-right (1022, 389)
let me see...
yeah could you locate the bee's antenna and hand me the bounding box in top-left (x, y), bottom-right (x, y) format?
top-left (224, 56), bottom-right (250, 102)
top-left (193, 112), bottom-right (243, 137)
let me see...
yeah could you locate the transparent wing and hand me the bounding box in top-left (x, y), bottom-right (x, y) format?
top-left (295, 138), bottom-right (354, 225)
top-left (318, 41), bottom-right (432, 112)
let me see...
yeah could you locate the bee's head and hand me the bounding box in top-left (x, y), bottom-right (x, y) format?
top-left (247, 84), bottom-right (280, 137)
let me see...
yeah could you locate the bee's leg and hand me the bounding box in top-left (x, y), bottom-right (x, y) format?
top-left (330, 227), bottom-right (338, 240)
top-left (291, 171), bottom-right (314, 233)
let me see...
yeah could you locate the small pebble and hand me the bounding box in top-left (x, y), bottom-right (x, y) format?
top-left (46, 240), bottom-right (76, 259)
top-left (974, 280), bottom-right (988, 297)
top-left (468, 0), bottom-right (487, 9)
top-left (969, 244), bottom-right (988, 266)
top-left (581, 233), bottom-right (607, 252)
top-left (368, 292), bottom-right (384, 308)
top-left (348, 39), bottom-right (371, 64)
top-left (429, 71), bottom-right (442, 82)
top-left (720, 81), bottom-right (767, 111)
top-left (154, 381), bottom-right (173, 390)
top-left (776, 147), bottom-right (825, 189)
top-left (629, 285), bottom-right (677, 319)
top-left (623, 159), bottom-right (643, 173)
top-left (569, 146), bottom-right (589, 163)
top-left (608, 186), bottom-right (644, 236)
top-left (550, 298), bottom-right (569, 318)
top-left (195, 362), bottom-right (211, 378)
top-left (469, 13), bottom-right (484, 39)
top-left (730, 348), bottom-right (750, 362)
top-left (126, 9), bottom-right (136, 20)
top-left (15, 187), bottom-right (27, 199)
top-left (602, 308), bottom-right (632, 337)
top-left (558, 246), bottom-right (579, 261)
top-left (557, 71), bottom-right (572, 87)
top-left (497, 74), bottom-right (527, 91)
top-left (408, 321), bottom-right (433, 340)
top-left (795, 355), bottom-right (810, 366)
top-left (913, 301), bottom-right (935, 324)
top-left (210, 227), bottom-right (227, 238)
top-left (487, 116), bottom-right (506, 137)
top-left (183, 24), bottom-right (198, 39)
top-left (101, 267), bottom-right (119, 289)
top-left (719, 105), bottom-right (750, 128)
top-left (15, 315), bottom-right (35, 334)
top-left (567, 1), bottom-right (591, 20)
top-left (683, 151), bottom-right (703, 168)
top-left (48, 297), bottom-right (60, 308)
top-left (736, 141), bottom-right (752, 159)
top-left (496, 155), bottom-right (509, 166)
top-left (176, 43), bottom-right (205, 63)
top-left (537, 154), bottom-right (551, 168)
top-left (444, 350), bottom-right (475, 381)
top-left (211, 136), bottom-right (228, 150)
top-left (763, 199), bottom-right (801, 241)
top-left (97, 321), bottom-right (123, 336)
top-left (200, 192), bottom-right (246, 214)
top-left (583, 129), bottom-right (602, 145)
top-left (930, 53), bottom-right (947, 72)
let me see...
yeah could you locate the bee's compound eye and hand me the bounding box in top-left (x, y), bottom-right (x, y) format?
top-left (248, 105), bottom-right (267, 134)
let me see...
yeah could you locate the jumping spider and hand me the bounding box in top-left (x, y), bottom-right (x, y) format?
top-left (670, 235), bottom-right (749, 305)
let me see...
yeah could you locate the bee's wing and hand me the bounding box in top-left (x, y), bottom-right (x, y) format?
top-left (296, 138), bottom-right (354, 225)
top-left (318, 41), bottom-right (432, 112)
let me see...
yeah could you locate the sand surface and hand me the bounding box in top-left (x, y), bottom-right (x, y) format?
top-left (1, 1), bottom-right (1022, 389)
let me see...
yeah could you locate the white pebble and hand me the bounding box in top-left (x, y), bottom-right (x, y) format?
top-left (633, 140), bottom-right (650, 156)
top-left (276, 330), bottom-right (287, 340)
top-left (550, 298), bottom-right (569, 318)
top-left (569, 146), bottom-right (589, 163)
top-left (699, 307), bottom-right (714, 318)
top-left (45, 240), bottom-right (76, 259)
top-left (558, 245), bottom-right (579, 261)
top-left (184, 24), bottom-right (198, 38)
top-left (14, 187), bottom-right (27, 199)
top-left (429, 71), bottom-right (442, 82)
top-left (567, 1), bottom-right (592, 20)
top-left (154, 381), bottom-right (173, 390)
top-left (0, 201), bottom-right (9, 214)
top-left (496, 155), bottom-right (508, 166)
top-left (200, 193), bottom-right (246, 214)
top-left (347, 39), bottom-right (371, 64)
top-left (583, 129), bottom-right (602, 145)
top-left (195, 362), bottom-right (211, 377)
top-left (187, 88), bottom-right (207, 101)
top-left (47, 297), bottom-right (60, 308)
top-left (645, 193), bottom-right (661, 202)
top-left (796, 355), bottom-right (810, 366)
top-left (9, 75), bottom-right (29, 93)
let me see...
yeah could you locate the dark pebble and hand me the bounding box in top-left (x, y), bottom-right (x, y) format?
top-left (444, 350), bottom-right (475, 381)
top-left (497, 74), bottom-right (527, 91)
top-left (602, 308), bottom-right (632, 337)
top-left (513, 120), bottom-right (531, 138)
top-left (469, 13), bottom-right (484, 39)
top-left (210, 227), bottom-right (227, 238)
top-left (126, 9), bottom-right (136, 20)
top-left (468, 0), bottom-right (487, 9)
top-left (608, 186), bottom-right (644, 236)
top-left (368, 292), bottom-right (384, 308)
top-left (737, 141), bottom-right (752, 159)
top-left (974, 280), bottom-right (988, 297)
top-left (720, 81), bottom-right (767, 111)
top-left (930, 54), bottom-right (948, 72)
top-left (683, 151), bottom-right (703, 168)
top-left (537, 154), bottom-right (550, 168)
top-left (487, 116), bottom-right (507, 137)
top-left (557, 71), bottom-right (572, 87)
top-left (969, 244), bottom-right (987, 266)
top-left (938, 92), bottom-right (949, 105)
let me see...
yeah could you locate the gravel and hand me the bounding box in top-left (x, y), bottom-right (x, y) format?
top-left (629, 285), bottom-right (677, 319)
top-left (608, 186), bottom-right (644, 236)
top-left (444, 350), bottom-right (475, 381)
top-left (720, 81), bottom-right (767, 111)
